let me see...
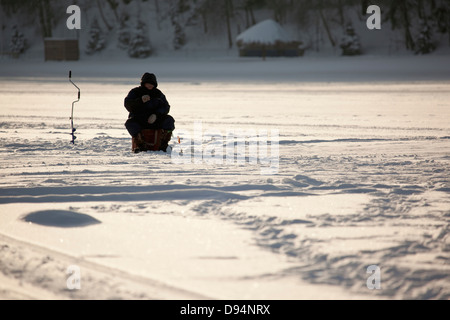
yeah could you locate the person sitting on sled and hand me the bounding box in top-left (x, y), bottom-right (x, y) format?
top-left (124, 72), bottom-right (175, 152)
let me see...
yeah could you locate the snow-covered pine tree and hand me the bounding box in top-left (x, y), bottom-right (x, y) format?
top-left (117, 11), bottom-right (131, 50)
top-left (10, 25), bottom-right (27, 57)
top-left (415, 20), bottom-right (436, 54)
top-left (127, 20), bottom-right (152, 58)
top-left (433, 2), bottom-right (449, 37)
top-left (340, 24), bottom-right (361, 56)
top-left (171, 17), bottom-right (186, 50)
top-left (86, 19), bottom-right (106, 55)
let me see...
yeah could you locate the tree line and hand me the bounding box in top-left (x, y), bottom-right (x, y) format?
top-left (1, 0), bottom-right (449, 54)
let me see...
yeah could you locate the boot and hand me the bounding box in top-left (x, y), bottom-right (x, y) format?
top-left (159, 130), bottom-right (172, 152)
top-left (133, 132), bottom-right (145, 153)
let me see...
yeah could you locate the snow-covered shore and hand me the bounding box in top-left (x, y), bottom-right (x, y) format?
top-left (2, 52), bottom-right (450, 83)
top-left (0, 54), bottom-right (449, 300)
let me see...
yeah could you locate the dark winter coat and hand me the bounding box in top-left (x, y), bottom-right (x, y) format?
top-left (124, 86), bottom-right (171, 124)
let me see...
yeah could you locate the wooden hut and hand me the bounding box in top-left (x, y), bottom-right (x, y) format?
top-left (44, 38), bottom-right (79, 61)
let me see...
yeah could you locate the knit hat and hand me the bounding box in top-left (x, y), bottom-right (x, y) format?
top-left (141, 73), bottom-right (158, 88)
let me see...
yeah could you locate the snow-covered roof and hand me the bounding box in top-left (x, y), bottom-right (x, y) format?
top-left (236, 19), bottom-right (292, 45)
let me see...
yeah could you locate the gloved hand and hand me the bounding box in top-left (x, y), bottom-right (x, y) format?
top-left (148, 114), bottom-right (157, 124)
top-left (142, 95), bottom-right (151, 103)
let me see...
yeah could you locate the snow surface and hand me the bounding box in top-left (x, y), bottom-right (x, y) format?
top-left (0, 51), bottom-right (450, 300)
top-left (236, 19), bottom-right (293, 45)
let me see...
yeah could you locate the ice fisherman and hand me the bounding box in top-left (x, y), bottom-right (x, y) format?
top-left (124, 72), bottom-right (175, 152)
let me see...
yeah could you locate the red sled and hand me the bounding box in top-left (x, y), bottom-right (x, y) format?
top-left (132, 129), bottom-right (172, 153)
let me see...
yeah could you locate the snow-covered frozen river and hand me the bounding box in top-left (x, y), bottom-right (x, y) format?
top-left (0, 57), bottom-right (449, 299)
